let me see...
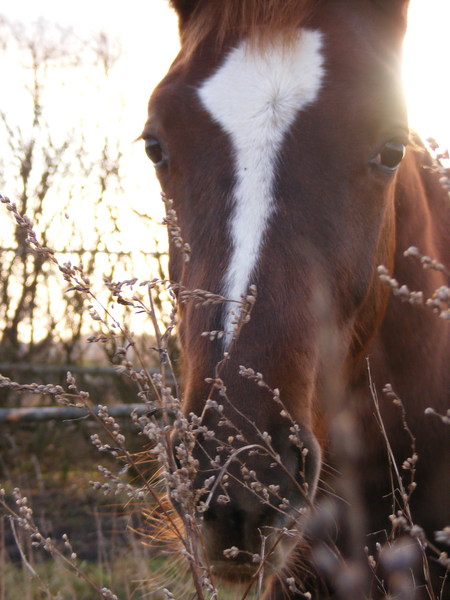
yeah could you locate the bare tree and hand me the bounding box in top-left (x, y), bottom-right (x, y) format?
top-left (0, 17), bottom-right (163, 403)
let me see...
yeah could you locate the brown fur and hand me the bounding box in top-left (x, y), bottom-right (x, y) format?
top-left (171, 0), bottom-right (317, 53)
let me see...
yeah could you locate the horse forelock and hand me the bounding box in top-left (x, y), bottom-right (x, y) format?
top-left (178, 0), bottom-right (317, 54)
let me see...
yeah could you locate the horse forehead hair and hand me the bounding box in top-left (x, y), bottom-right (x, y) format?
top-left (197, 29), bottom-right (325, 345)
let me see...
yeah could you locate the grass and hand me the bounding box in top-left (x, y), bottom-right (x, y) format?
top-left (0, 417), bottom-right (166, 600)
top-left (0, 551), bottom-right (173, 600)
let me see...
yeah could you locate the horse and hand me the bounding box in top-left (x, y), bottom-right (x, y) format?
top-left (142, 1), bottom-right (449, 597)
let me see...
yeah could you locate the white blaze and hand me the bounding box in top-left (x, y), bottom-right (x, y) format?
top-left (197, 30), bottom-right (325, 344)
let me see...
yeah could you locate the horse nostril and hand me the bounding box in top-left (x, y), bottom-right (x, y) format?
top-left (203, 502), bottom-right (244, 530)
top-left (201, 496), bottom-right (278, 558)
top-left (203, 504), bottom-right (219, 523)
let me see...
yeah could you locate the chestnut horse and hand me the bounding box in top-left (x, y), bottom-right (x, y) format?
top-left (143, 1), bottom-right (449, 597)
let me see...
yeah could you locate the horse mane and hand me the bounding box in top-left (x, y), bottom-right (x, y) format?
top-left (172, 0), bottom-right (317, 54)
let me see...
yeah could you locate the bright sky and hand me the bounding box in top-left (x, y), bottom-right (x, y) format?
top-left (403, 1), bottom-right (450, 147)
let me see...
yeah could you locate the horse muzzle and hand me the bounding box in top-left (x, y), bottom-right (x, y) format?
top-left (179, 425), bottom-right (322, 580)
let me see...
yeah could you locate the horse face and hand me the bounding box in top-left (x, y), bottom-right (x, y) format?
top-left (144, 0), bottom-right (409, 580)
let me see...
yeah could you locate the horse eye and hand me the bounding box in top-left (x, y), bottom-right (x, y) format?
top-left (371, 140), bottom-right (406, 173)
top-left (144, 137), bottom-right (167, 166)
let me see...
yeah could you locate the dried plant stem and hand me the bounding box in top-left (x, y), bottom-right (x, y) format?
top-left (366, 359), bottom-right (438, 600)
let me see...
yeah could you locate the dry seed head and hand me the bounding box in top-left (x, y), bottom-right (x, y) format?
top-left (100, 589), bottom-right (118, 600)
top-left (404, 246), bottom-right (420, 258)
top-left (438, 553), bottom-right (450, 569)
top-left (367, 553), bottom-right (377, 569)
top-left (223, 546), bottom-right (240, 558)
top-left (217, 495), bottom-right (230, 505)
top-left (435, 527), bottom-right (450, 545)
top-left (424, 406), bottom-right (450, 424)
top-left (410, 524), bottom-right (425, 542)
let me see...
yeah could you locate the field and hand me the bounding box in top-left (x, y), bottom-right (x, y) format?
top-left (0, 417), bottom-right (171, 600)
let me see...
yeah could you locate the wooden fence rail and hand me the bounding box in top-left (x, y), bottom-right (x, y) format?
top-left (0, 363), bottom-right (151, 375)
top-left (0, 363), bottom-right (175, 384)
top-left (0, 404), bottom-right (152, 423)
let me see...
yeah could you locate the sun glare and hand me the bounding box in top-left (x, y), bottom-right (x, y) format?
top-left (404, 0), bottom-right (450, 148)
